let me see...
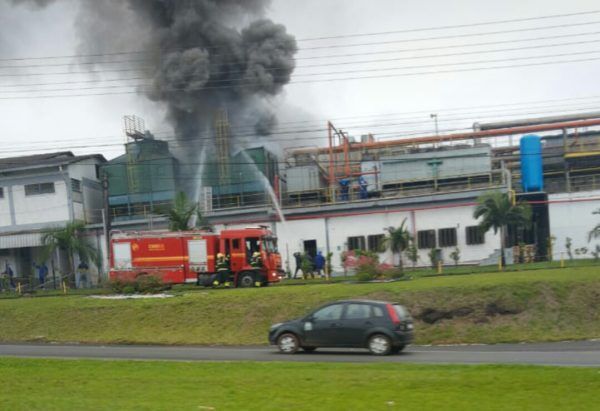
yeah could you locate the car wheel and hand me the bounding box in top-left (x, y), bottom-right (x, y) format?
top-left (368, 334), bottom-right (393, 356)
top-left (277, 333), bottom-right (299, 354)
top-left (391, 344), bottom-right (405, 354)
top-left (238, 272), bottom-right (255, 288)
top-left (302, 346), bottom-right (317, 353)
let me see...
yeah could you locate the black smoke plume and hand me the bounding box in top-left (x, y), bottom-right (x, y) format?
top-left (6, 0), bottom-right (298, 192)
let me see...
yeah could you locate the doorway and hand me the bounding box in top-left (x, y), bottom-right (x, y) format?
top-left (303, 240), bottom-right (317, 259)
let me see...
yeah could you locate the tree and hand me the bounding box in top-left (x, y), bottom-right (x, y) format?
top-left (449, 247), bottom-right (461, 266)
top-left (405, 238), bottom-right (419, 269)
top-left (473, 191), bottom-right (532, 267)
top-left (428, 247), bottom-right (439, 269)
top-left (164, 191), bottom-right (211, 232)
top-left (587, 209), bottom-right (600, 242)
top-left (41, 221), bottom-right (98, 284)
top-left (384, 218), bottom-right (411, 273)
top-left (565, 237), bottom-right (573, 260)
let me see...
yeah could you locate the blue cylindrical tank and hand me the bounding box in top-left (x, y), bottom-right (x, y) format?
top-left (520, 134), bottom-right (543, 192)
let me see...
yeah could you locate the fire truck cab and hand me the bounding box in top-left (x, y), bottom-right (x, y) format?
top-left (110, 227), bottom-right (284, 288)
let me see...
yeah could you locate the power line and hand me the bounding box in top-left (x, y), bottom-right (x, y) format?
top-left (5, 36), bottom-right (600, 90)
top-left (2, 52), bottom-right (600, 99)
top-left (1, 103), bottom-right (599, 158)
top-left (5, 24), bottom-right (600, 73)
top-left (295, 10), bottom-right (600, 42)
top-left (2, 97), bottom-right (600, 155)
top-left (1, 9), bottom-right (599, 63)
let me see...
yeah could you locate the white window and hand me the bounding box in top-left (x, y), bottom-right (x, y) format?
top-left (71, 179), bottom-right (82, 193)
top-left (188, 239), bottom-right (207, 266)
top-left (25, 182), bottom-right (55, 196)
top-left (113, 242), bottom-right (132, 269)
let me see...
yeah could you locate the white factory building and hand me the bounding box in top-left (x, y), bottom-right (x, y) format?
top-left (0, 152), bottom-right (106, 281)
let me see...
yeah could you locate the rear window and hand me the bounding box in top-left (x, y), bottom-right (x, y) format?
top-left (393, 305), bottom-right (410, 319)
top-left (372, 306), bottom-right (384, 318)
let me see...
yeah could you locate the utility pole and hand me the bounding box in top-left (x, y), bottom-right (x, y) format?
top-left (430, 113), bottom-right (439, 136)
top-left (102, 172), bottom-right (111, 282)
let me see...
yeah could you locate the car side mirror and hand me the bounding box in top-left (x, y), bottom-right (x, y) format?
top-left (304, 315), bottom-right (314, 322)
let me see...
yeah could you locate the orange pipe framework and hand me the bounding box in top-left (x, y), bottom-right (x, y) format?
top-left (322, 117), bottom-right (600, 187)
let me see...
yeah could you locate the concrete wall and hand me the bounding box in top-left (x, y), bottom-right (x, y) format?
top-left (549, 190), bottom-right (600, 259)
top-left (213, 204), bottom-right (501, 274)
top-left (12, 180), bottom-right (70, 226)
top-left (0, 188), bottom-right (12, 226)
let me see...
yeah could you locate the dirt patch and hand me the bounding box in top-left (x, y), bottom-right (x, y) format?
top-left (485, 301), bottom-right (522, 316)
top-left (417, 306), bottom-right (474, 324)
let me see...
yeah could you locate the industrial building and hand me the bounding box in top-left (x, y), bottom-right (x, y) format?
top-left (88, 111), bottom-right (600, 277)
top-left (203, 112), bottom-right (600, 273)
top-left (0, 151), bottom-right (106, 282)
top-left (102, 116), bottom-right (179, 221)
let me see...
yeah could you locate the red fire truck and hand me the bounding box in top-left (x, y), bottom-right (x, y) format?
top-left (109, 227), bottom-right (284, 287)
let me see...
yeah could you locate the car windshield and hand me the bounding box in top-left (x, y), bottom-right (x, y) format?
top-left (393, 304), bottom-right (410, 320)
top-left (262, 237), bottom-right (278, 253)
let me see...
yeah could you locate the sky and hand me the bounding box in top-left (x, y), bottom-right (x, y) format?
top-left (1, 0), bottom-right (600, 161)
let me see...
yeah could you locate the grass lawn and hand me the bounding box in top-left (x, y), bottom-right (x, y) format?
top-left (1, 266), bottom-right (600, 346)
top-left (0, 358), bottom-right (598, 411)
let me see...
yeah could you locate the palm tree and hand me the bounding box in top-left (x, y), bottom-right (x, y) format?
top-left (588, 209), bottom-right (600, 242)
top-left (473, 191), bottom-right (532, 267)
top-left (165, 191), bottom-right (212, 232)
top-left (41, 221), bottom-right (98, 284)
top-left (384, 218), bottom-right (411, 272)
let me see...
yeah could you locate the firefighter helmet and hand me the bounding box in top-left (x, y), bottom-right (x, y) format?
top-left (217, 253), bottom-right (224, 259)
top-left (252, 251), bottom-right (260, 258)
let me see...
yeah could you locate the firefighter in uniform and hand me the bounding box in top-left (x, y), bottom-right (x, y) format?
top-left (250, 251), bottom-right (263, 268)
top-left (250, 251), bottom-right (264, 287)
top-left (215, 253), bottom-right (231, 287)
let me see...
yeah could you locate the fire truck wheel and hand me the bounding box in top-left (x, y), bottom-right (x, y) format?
top-left (238, 272), bottom-right (255, 288)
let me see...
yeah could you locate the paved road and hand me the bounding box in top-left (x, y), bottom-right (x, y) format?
top-left (1, 341), bottom-right (599, 366)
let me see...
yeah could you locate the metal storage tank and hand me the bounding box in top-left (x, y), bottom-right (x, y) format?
top-left (520, 134), bottom-right (544, 192)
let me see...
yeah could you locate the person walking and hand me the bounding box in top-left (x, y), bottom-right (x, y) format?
top-left (292, 252), bottom-right (302, 279)
top-left (35, 262), bottom-right (48, 289)
top-left (76, 260), bottom-right (89, 289)
top-left (6, 263), bottom-right (15, 290)
top-left (314, 251), bottom-right (326, 278)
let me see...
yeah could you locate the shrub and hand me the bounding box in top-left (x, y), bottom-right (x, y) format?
top-left (380, 265), bottom-right (404, 280)
top-left (107, 275), bottom-right (167, 294)
top-left (122, 285), bottom-right (136, 295)
top-left (135, 275), bottom-right (167, 294)
top-left (108, 278), bottom-right (131, 293)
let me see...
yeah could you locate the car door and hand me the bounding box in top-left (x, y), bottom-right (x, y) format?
top-left (337, 303), bottom-right (373, 346)
top-left (302, 303), bottom-right (345, 347)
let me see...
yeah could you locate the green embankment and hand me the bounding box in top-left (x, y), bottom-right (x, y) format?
top-left (0, 359), bottom-right (598, 411)
top-left (0, 267), bottom-right (599, 345)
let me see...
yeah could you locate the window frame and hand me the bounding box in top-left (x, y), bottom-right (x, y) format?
top-left (367, 234), bottom-right (386, 253)
top-left (417, 229), bottom-right (436, 249)
top-left (347, 236), bottom-right (366, 251)
top-left (24, 182), bottom-right (55, 196)
top-left (438, 227), bottom-right (457, 248)
top-left (466, 226), bottom-right (485, 245)
top-left (70, 178), bottom-right (82, 193)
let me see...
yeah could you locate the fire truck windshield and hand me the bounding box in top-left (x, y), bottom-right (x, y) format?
top-left (262, 237), bottom-right (278, 253)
